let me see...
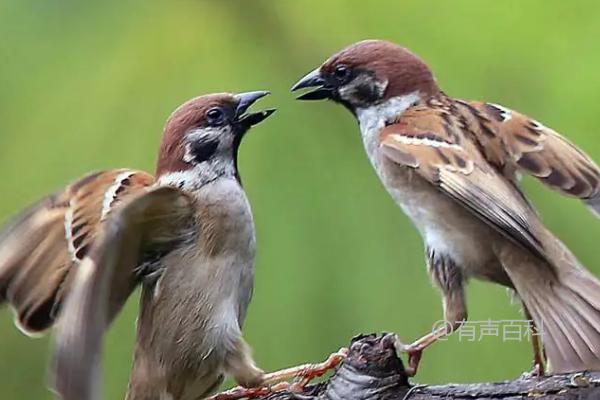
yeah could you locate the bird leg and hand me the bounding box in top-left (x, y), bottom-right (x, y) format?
top-left (262, 347), bottom-right (348, 386)
top-left (394, 253), bottom-right (467, 376)
top-left (522, 304), bottom-right (546, 376)
top-left (208, 348), bottom-right (348, 400)
top-left (393, 300), bottom-right (466, 376)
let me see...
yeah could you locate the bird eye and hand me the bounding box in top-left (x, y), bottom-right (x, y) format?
top-left (206, 107), bottom-right (225, 126)
top-left (333, 65), bottom-right (350, 81)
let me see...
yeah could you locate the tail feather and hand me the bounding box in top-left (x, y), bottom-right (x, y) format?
top-left (524, 290), bottom-right (574, 367)
top-left (503, 240), bottom-right (600, 373)
top-left (548, 287), bottom-right (599, 365)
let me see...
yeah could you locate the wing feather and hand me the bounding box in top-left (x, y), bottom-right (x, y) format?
top-left (0, 169), bottom-right (154, 334)
top-left (462, 101), bottom-right (600, 215)
top-left (380, 107), bottom-right (547, 262)
top-left (52, 186), bottom-right (194, 400)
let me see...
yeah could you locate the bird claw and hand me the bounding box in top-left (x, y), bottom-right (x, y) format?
top-left (261, 347), bottom-right (348, 387)
top-left (530, 362), bottom-right (544, 377)
top-left (520, 362), bottom-right (545, 379)
top-left (207, 382), bottom-right (291, 400)
top-left (208, 348), bottom-right (348, 400)
top-left (391, 334), bottom-right (423, 377)
top-left (403, 348), bottom-right (422, 377)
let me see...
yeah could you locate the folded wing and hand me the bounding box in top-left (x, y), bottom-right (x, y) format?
top-left (380, 107), bottom-right (548, 263)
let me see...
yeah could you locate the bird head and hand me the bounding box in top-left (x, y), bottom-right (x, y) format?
top-left (156, 91), bottom-right (275, 185)
top-left (291, 40), bottom-right (439, 115)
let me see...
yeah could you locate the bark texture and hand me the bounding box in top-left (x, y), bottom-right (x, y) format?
top-left (260, 334), bottom-right (600, 400)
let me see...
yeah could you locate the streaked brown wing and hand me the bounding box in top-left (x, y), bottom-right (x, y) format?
top-left (380, 108), bottom-right (547, 262)
top-left (52, 186), bottom-right (194, 400)
top-left (0, 169), bottom-right (154, 334)
top-left (458, 100), bottom-right (600, 214)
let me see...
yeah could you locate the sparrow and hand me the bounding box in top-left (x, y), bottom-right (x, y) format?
top-left (291, 39), bottom-right (600, 375)
top-left (0, 91), bottom-right (314, 400)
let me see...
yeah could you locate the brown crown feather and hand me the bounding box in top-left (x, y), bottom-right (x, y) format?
top-left (322, 40), bottom-right (440, 99)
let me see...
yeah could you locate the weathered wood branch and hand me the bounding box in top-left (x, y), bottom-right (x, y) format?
top-left (257, 334), bottom-right (600, 400)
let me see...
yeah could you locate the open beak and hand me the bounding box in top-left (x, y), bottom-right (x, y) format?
top-left (235, 91), bottom-right (276, 127)
top-left (290, 68), bottom-right (332, 100)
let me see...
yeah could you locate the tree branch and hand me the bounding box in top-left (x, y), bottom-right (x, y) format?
top-left (257, 334), bottom-right (600, 400)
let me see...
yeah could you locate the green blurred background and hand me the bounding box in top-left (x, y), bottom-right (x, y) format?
top-left (1, 0), bottom-right (600, 398)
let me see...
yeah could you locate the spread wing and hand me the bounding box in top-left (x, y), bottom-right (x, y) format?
top-left (380, 106), bottom-right (547, 261)
top-left (453, 100), bottom-right (600, 215)
top-left (52, 185), bottom-right (194, 400)
top-left (0, 169), bottom-right (154, 335)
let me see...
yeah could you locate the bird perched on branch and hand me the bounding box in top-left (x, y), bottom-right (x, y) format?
top-left (292, 39), bottom-right (600, 375)
top-left (0, 91), bottom-right (319, 400)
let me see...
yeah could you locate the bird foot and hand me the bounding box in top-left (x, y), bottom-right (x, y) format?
top-left (391, 335), bottom-right (423, 377)
top-left (207, 348), bottom-right (348, 400)
top-left (521, 362), bottom-right (545, 379)
top-left (261, 347), bottom-right (348, 387)
top-left (207, 382), bottom-right (291, 400)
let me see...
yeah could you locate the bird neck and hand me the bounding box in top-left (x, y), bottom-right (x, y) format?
top-left (355, 91), bottom-right (422, 135)
top-left (156, 161), bottom-right (239, 192)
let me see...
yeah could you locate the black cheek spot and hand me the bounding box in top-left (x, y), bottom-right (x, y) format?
top-left (190, 139), bottom-right (219, 164)
top-left (354, 83), bottom-right (381, 104)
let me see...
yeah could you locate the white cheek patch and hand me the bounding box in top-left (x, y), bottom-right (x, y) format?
top-left (186, 126), bottom-right (233, 143)
top-left (486, 103), bottom-right (512, 122)
top-left (186, 127), bottom-right (221, 142)
top-left (183, 143), bottom-right (195, 164)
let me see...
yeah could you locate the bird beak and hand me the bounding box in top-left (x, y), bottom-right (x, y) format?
top-left (290, 68), bottom-right (332, 100)
top-left (234, 91), bottom-right (276, 128)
